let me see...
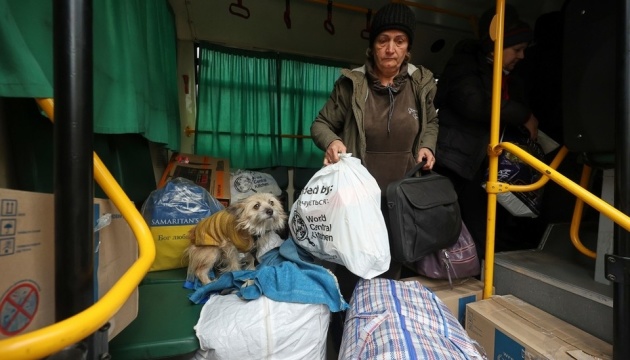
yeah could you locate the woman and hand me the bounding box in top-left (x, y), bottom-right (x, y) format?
top-left (433, 5), bottom-right (541, 255)
top-left (310, 3), bottom-right (439, 293)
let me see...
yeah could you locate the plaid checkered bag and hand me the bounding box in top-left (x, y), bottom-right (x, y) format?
top-left (339, 278), bottom-right (483, 360)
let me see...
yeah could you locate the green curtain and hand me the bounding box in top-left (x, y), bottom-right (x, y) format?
top-left (0, 0), bottom-right (54, 97)
top-left (196, 44), bottom-right (279, 169)
top-left (195, 44), bottom-right (342, 169)
top-left (279, 57), bottom-right (340, 168)
top-left (0, 0), bottom-right (180, 150)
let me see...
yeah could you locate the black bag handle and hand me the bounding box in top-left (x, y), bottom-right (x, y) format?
top-left (404, 161), bottom-right (430, 178)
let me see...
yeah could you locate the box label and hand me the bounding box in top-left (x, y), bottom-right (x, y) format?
top-left (495, 329), bottom-right (525, 360)
top-left (457, 294), bottom-right (477, 326)
top-left (0, 280), bottom-right (40, 336)
top-left (0, 198), bottom-right (18, 257)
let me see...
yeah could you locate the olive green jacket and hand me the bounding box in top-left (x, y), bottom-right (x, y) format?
top-left (310, 63), bottom-right (439, 164)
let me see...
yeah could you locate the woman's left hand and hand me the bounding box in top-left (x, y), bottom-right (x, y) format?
top-left (417, 148), bottom-right (435, 170)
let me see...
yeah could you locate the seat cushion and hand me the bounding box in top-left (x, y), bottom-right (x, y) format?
top-left (141, 268), bottom-right (188, 285)
top-left (109, 282), bottom-right (201, 359)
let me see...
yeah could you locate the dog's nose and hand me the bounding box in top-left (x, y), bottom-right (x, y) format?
top-left (266, 209), bottom-right (274, 216)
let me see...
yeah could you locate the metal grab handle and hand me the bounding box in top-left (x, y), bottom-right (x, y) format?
top-left (229, 0), bottom-right (250, 19)
top-left (360, 9), bottom-right (372, 40)
top-left (324, 19), bottom-right (335, 34)
top-left (284, 0), bottom-right (291, 29)
top-left (324, 0), bottom-right (334, 35)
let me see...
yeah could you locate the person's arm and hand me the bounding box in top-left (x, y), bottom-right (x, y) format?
top-left (521, 113), bottom-right (539, 140)
top-left (311, 77), bottom-right (351, 164)
top-left (500, 75), bottom-right (538, 140)
top-left (417, 77), bottom-right (439, 169)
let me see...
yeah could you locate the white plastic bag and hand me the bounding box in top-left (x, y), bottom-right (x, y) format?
top-left (230, 169), bottom-right (282, 202)
top-left (289, 154), bottom-right (390, 279)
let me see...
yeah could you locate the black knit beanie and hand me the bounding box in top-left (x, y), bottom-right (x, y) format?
top-left (479, 5), bottom-right (533, 53)
top-left (502, 21), bottom-right (534, 48)
top-left (369, 3), bottom-right (416, 49)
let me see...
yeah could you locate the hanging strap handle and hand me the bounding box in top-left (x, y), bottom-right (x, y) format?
top-left (229, 0), bottom-right (250, 19)
top-left (360, 9), bottom-right (372, 40)
top-left (404, 161), bottom-right (430, 178)
top-left (324, 0), bottom-right (335, 35)
top-left (284, 0), bottom-right (291, 29)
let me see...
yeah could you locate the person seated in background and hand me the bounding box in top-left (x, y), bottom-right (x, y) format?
top-left (432, 4), bottom-right (545, 256)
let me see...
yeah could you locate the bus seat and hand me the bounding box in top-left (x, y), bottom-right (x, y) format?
top-left (562, 0), bottom-right (616, 156)
top-left (580, 152), bottom-right (615, 170)
top-left (108, 281), bottom-right (201, 359)
top-left (140, 267), bottom-right (188, 285)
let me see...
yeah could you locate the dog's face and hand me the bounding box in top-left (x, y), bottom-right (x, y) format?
top-left (227, 193), bottom-right (287, 236)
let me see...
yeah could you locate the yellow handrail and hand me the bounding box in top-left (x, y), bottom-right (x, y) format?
top-left (487, 145), bottom-right (596, 259)
top-left (499, 141), bottom-right (630, 232)
top-left (0, 98), bottom-right (155, 360)
top-left (483, 142), bottom-right (630, 298)
top-left (486, 145), bottom-right (569, 194)
top-left (569, 165), bottom-right (597, 259)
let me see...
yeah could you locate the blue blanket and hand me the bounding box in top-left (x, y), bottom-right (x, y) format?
top-left (185, 238), bottom-right (349, 312)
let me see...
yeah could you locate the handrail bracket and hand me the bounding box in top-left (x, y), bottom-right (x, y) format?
top-left (484, 180), bottom-right (511, 194)
top-left (605, 254), bottom-right (630, 284)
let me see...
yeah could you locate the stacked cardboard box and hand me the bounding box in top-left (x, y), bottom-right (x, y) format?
top-left (0, 188), bottom-right (138, 340)
top-left (466, 295), bottom-right (612, 359)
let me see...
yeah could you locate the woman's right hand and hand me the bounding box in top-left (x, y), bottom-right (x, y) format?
top-left (523, 114), bottom-right (539, 141)
top-left (324, 140), bottom-right (347, 165)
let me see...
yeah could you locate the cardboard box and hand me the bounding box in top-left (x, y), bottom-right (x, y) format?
top-left (401, 276), bottom-right (486, 326)
top-left (158, 153), bottom-right (231, 206)
top-left (0, 188), bottom-right (138, 341)
top-left (465, 295), bottom-right (612, 360)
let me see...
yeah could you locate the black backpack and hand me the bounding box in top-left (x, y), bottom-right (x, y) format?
top-left (386, 162), bottom-right (462, 263)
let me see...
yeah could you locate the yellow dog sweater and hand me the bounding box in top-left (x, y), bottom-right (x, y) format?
top-left (191, 210), bottom-right (253, 252)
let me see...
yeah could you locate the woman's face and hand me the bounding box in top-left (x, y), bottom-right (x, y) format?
top-left (502, 42), bottom-right (528, 71)
top-left (373, 30), bottom-right (409, 75)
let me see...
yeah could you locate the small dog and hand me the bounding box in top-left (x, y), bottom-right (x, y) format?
top-left (185, 193), bottom-right (287, 285)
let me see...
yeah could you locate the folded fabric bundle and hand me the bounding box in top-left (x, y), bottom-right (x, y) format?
top-left (339, 278), bottom-right (484, 359)
top-left (185, 237), bottom-right (349, 313)
top-left (193, 294), bottom-right (330, 360)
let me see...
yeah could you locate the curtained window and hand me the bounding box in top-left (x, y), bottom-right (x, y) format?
top-left (195, 43), bottom-right (345, 169)
top-left (279, 56), bottom-right (341, 167)
top-left (0, 0), bottom-right (180, 150)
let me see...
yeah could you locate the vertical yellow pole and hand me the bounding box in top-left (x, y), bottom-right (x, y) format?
top-left (483, 0), bottom-right (505, 299)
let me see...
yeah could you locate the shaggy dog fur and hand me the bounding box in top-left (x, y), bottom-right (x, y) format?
top-left (184, 193), bottom-right (287, 285)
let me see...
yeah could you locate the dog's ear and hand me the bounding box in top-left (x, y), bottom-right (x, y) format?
top-left (226, 200), bottom-right (246, 218)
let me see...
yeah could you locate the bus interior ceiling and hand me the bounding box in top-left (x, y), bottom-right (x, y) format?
top-left (169, 0), bottom-right (565, 73)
